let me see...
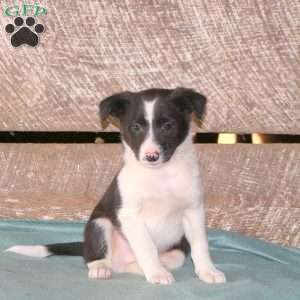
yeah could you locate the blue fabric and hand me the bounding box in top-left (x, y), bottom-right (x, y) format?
top-left (1, 220), bottom-right (300, 300)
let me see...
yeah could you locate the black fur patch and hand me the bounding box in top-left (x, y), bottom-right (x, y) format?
top-left (83, 220), bottom-right (108, 263)
top-left (89, 176), bottom-right (121, 227)
top-left (47, 242), bottom-right (83, 256)
top-left (152, 96), bottom-right (190, 162)
top-left (120, 95), bottom-right (149, 160)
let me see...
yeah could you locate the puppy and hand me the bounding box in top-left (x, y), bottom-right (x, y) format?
top-left (7, 88), bottom-right (226, 285)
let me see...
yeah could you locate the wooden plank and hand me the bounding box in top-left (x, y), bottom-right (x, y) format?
top-left (0, 143), bottom-right (299, 247)
top-left (0, 1), bottom-right (299, 133)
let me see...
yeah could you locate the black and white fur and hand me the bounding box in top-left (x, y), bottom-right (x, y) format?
top-left (6, 88), bottom-right (226, 285)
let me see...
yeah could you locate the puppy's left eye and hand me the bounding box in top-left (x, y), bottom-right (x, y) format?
top-left (130, 123), bottom-right (143, 134)
top-left (161, 122), bottom-right (173, 132)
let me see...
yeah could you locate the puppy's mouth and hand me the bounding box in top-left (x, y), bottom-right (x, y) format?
top-left (140, 160), bottom-right (163, 168)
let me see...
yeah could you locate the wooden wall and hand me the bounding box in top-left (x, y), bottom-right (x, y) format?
top-left (0, 144), bottom-right (299, 247)
top-left (0, 0), bottom-right (299, 133)
top-left (0, 1), bottom-right (299, 247)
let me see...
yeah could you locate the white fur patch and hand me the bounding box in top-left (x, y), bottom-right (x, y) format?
top-left (5, 245), bottom-right (51, 258)
top-left (87, 259), bottom-right (112, 279)
top-left (139, 100), bottom-right (162, 164)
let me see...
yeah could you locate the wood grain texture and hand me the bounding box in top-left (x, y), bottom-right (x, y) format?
top-left (0, 143), bottom-right (299, 247)
top-left (0, 0), bottom-right (299, 133)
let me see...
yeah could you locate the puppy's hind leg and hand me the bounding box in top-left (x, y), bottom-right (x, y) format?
top-left (160, 236), bottom-right (189, 270)
top-left (160, 249), bottom-right (186, 270)
top-left (84, 218), bottom-right (113, 279)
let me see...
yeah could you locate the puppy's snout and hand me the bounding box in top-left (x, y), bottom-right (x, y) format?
top-left (145, 151), bottom-right (160, 162)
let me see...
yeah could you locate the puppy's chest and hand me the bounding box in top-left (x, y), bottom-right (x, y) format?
top-left (120, 164), bottom-right (199, 204)
top-left (136, 178), bottom-right (188, 250)
top-left (139, 199), bottom-right (185, 250)
top-left (118, 163), bottom-right (201, 250)
top-left (121, 165), bottom-right (199, 215)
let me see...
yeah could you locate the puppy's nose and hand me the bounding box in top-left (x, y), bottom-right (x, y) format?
top-left (145, 151), bottom-right (160, 162)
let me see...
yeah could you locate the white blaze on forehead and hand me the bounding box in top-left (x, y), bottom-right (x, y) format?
top-left (144, 100), bottom-right (156, 146)
top-left (139, 100), bottom-right (160, 161)
top-left (144, 100), bottom-right (156, 124)
top-left (143, 100), bottom-right (157, 149)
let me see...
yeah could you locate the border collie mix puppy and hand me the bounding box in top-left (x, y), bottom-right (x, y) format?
top-left (7, 88), bottom-right (226, 285)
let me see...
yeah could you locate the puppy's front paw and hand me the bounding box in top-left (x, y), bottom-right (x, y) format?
top-left (197, 267), bottom-right (226, 284)
top-left (87, 259), bottom-right (112, 280)
top-left (146, 269), bottom-right (175, 285)
top-left (88, 266), bottom-right (112, 279)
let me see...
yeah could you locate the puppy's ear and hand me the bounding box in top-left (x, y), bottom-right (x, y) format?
top-left (171, 87), bottom-right (206, 119)
top-left (99, 91), bottom-right (133, 122)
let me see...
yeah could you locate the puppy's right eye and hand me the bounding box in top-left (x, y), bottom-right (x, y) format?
top-left (130, 123), bottom-right (143, 134)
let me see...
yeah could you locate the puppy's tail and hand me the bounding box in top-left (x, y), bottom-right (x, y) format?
top-left (5, 242), bottom-right (83, 258)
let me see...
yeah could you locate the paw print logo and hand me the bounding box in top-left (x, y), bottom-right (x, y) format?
top-left (5, 17), bottom-right (44, 47)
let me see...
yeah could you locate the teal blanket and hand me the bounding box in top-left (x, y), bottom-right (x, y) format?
top-left (1, 220), bottom-right (300, 300)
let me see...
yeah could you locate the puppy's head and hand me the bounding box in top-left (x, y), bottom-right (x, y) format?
top-left (100, 88), bottom-right (206, 167)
